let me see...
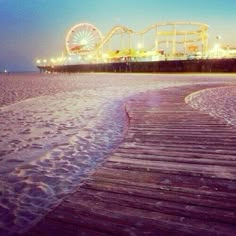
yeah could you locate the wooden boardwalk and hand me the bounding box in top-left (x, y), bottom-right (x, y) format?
top-left (25, 84), bottom-right (236, 236)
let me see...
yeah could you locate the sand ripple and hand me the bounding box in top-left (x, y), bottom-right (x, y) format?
top-left (0, 91), bottom-right (129, 235)
top-left (185, 86), bottom-right (236, 126)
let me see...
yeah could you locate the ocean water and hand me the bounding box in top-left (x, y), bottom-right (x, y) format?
top-left (0, 72), bottom-right (236, 235)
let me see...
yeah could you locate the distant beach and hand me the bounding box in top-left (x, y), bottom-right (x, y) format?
top-left (0, 72), bottom-right (236, 235)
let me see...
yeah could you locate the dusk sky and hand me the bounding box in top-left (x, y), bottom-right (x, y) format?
top-left (0, 0), bottom-right (236, 71)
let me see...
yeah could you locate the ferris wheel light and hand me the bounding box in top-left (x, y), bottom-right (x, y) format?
top-left (81, 39), bottom-right (88, 45)
top-left (36, 59), bottom-right (41, 64)
top-left (50, 58), bottom-right (56, 64)
top-left (102, 53), bottom-right (108, 58)
top-left (65, 23), bottom-right (103, 56)
top-left (213, 43), bottom-right (220, 50)
top-left (137, 43), bottom-right (143, 49)
top-left (56, 57), bottom-right (60, 62)
top-left (43, 59), bottom-right (47, 63)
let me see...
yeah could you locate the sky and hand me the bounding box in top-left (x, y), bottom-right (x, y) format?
top-left (0, 0), bottom-right (236, 71)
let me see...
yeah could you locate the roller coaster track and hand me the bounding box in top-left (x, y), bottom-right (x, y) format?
top-left (92, 21), bottom-right (208, 56)
top-left (136, 21), bottom-right (208, 34)
top-left (93, 25), bottom-right (134, 55)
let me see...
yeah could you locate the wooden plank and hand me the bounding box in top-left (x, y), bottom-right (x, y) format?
top-left (124, 135), bottom-right (236, 146)
top-left (108, 153), bottom-right (236, 167)
top-left (25, 84), bottom-right (236, 236)
top-left (84, 176), bottom-right (236, 203)
top-left (128, 129), bottom-right (236, 136)
top-left (120, 141), bottom-right (236, 153)
top-left (115, 147), bottom-right (236, 161)
top-left (93, 167), bottom-right (236, 195)
top-left (43, 195), bottom-right (236, 236)
top-left (110, 152), bottom-right (236, 167)
top-left (58, 193), bottom-right (236, 236)
top-left (69, 188), bottom-right (236, 225)
top-left (103, 161), bottom-right (236, 181)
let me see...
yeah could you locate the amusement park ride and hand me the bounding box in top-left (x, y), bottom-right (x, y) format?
top-left (37, 21), bottom-right (208, 64)
top-left (36, 21), bottom-right (236, 72)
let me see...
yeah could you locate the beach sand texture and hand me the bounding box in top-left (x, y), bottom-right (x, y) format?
top-left (0, 73), bottom-right (236, 235)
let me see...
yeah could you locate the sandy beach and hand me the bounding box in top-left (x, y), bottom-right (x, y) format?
top-left (0, 72), bottom-right (236, 235)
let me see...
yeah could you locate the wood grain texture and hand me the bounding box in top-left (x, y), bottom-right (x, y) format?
top-left (24, 84), bottom-right (236, 236)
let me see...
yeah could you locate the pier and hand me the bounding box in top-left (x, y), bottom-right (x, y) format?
top-left (38, 58), bottom-right (236, 73)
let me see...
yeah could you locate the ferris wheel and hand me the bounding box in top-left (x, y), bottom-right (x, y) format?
top-left (65, 23), bottom-right (103, 55)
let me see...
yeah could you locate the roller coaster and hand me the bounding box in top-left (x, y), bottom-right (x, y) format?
top-left (64, 21), bottom-right (209, 63)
